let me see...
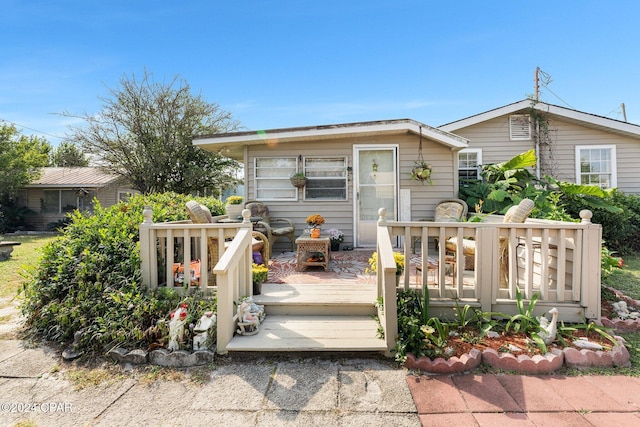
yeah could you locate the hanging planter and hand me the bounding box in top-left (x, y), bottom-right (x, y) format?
top-left (410, 161), bottom-right (432, 184)
top-left (289, 173), bottom-right (307, 188)
top-left (410, 126), bottom-right (433, 185)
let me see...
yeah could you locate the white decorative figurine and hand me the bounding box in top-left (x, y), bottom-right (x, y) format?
top-left (193, 311), bottom-right (217, 351)
top-left (236, 300), bottom-right (260, 335)
top-left (538, 307), bottom-right (559, 345)
top-left (168, 304), bottom-right (188, 351)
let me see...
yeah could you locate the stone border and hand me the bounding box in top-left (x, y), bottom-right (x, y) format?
top-left (482, 348), bottom-right (564, 374)
top-left (405, 339), bottom-right (631, 375)
top-left (404, 349), bottom-right (482, 374)
top-left (107, 347), bottom-right (215, 367)
top-left (563, 336), bottom-right (630, 368)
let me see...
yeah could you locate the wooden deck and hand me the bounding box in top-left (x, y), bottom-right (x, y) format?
top-left (226, 282), bottom-right (387, 353)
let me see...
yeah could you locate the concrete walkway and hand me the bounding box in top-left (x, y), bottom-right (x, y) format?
top-left (2, 339), bottom-right (640, 426)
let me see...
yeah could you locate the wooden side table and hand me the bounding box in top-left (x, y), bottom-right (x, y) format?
top-left (295, 235), bottom-right (330, 271)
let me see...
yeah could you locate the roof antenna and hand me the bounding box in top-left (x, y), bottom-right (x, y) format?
top-left (621, 103), bottom-right (627, 122)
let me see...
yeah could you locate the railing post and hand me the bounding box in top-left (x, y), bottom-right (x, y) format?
top-left (139, 206), bottom-right (154, 290)
top-left (377, 208), bottom-right (397, 356)
top-left (579, 210), bottom-right (601, 320)
top-left (475, 227), bottom-right (497, 314)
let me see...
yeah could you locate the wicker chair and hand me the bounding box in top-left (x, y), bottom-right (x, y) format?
top-left (445, 198), bottom-right (535, 284)
top-left (434, 198), bottom-right (468, 222)
top-left (185, 201), bottom-right (219, 285)
top-left (413, 198), bottom-right (469, 254)
top-left (244, 201), bottom-right (296, 254)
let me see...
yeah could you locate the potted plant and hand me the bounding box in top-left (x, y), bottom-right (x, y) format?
top-left (305, 213), bottom-right (325, 238)
top-left (289, 172), bottom-right (307, 188)
top-left (252, 263), bottom-right (268, 295)
top-left (225, 195), bottom-right (244, 218)
top-left (326, 228), bottom-right (344, 251)
top-left (410, 161), bottom-right (432, 185)
top-left (366, 251), bottom-right (405, 277)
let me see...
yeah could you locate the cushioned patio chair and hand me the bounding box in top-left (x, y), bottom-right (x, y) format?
top-left (413, 198), bottom-right (469, 253)
top-left (445, 198), bottom-right (535, 284)
top-left (434, 198), bottom-right (469, 222)
top-left (185, 201), bottom-right (219, 285)
top-left (244, 201), bottom-right (296, 254)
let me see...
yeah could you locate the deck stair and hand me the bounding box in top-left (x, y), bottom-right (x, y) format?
top-left (225, 283), bottom-right (388, 352)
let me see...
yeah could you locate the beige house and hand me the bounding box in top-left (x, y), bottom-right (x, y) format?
top-left (194, 102), bottom-right (640, 252)
top-left (194, 119), bottom-right (469, 251)
top-left (439, 99), bottom-right (640, 193)
top-left (20, 167), bottom-right (136, 230)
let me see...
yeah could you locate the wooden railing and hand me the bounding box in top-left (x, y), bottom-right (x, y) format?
top-left (139, 207), bottom-right (254, 353)
top-left (375, 208), bottom-right (602, 346)
top-left (140, 206), bottom-right (602, 356)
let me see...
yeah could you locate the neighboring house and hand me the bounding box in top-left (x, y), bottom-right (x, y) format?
top-left (19, 167), bottom-right (137, 230)
top-left (194, 119), bottom-right (469, 250)
top-left (439, 99), bottom-right (640, 194)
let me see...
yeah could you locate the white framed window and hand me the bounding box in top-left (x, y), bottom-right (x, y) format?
top-left (576, 145), bottom-right (617, 189)
top-left (303, 157), bottom-right (348, 201)
top-left (458, 148), bottom-right (482, 183)
top-left (509, 114), bottom-right (531, 140)
top-left (254, 157), bottom-right (298, 201)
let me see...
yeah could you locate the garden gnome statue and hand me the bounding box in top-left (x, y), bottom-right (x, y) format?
top-left (193, 311), bottom-right (217, 351)
top-left (168, 304), bottom-right (188, 351)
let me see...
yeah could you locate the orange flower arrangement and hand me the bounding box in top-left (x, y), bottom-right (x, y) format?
top-left (306, 213), bottom-right (325, 228)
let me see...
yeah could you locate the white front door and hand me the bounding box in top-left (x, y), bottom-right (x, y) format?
top-left (354, 145), bottom-right (398, 247)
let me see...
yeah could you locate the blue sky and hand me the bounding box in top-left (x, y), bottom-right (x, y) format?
top-left (2, 0), bottom-right (640, 145)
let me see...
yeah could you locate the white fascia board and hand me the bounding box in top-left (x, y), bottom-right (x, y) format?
top-left (195, 120), bottom-right (469, 149)
top-left (439, 100), bottom-right (531, 132)
top-left (440, 100), bottom-right (640, 138)
top-left (538, 104), bottom-right (640, 137)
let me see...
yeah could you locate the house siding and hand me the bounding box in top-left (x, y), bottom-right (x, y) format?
top-left (246, 133), bottom-right (460, 252)
top-left (23, 183), bottom-right (125, 230)
top-left (449, 112), bottom-right (640, 194)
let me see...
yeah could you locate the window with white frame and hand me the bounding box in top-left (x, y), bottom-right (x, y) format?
top-left (303, 157), bottom-right (348, 201)
top-left (576, 145), bottom-right (617, 189)
top-left (458, 149), bottom-right (482, 184)
top-left (509, 114), bottom-right (531, 140)
top-left (254, 157), bottom-right (298, 200)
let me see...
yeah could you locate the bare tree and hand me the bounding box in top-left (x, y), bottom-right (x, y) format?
top-left (65, 71), bottom-right (241, 195)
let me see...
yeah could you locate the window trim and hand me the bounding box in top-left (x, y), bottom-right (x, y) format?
top-left (575, 144), bottom-right (617, 188)
top-left (302, 156), bottom-right (348, 202)
top-left (457, 148), bottom-right (483, 181)
top-left (254, 157), bottom-right (299, 201)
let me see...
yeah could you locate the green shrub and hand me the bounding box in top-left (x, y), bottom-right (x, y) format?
top-left (563, 189), bottom-right (640, 255)
top-left (20, 192), bottom-right (223, 356)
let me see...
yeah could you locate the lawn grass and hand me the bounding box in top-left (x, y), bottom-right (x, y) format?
top-left (0, 234), bottom-right (57, 304)
top-left (602, 252), bottom-right (640, 300)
